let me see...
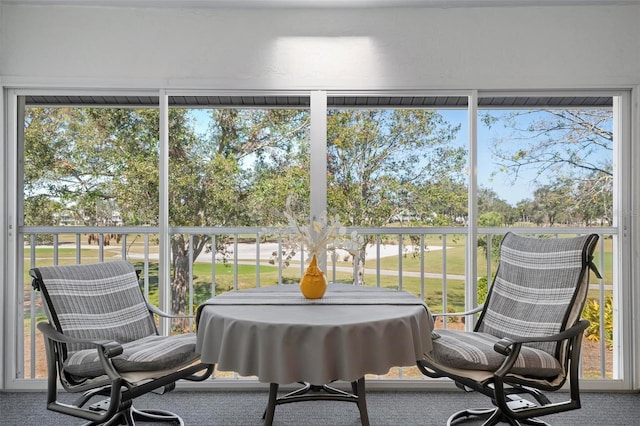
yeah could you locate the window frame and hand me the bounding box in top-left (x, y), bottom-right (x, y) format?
top-left (2, 87), bottom-right (633, 391)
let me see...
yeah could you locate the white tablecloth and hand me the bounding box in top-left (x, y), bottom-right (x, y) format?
top-left (195, 284), bottom-right (434, 385)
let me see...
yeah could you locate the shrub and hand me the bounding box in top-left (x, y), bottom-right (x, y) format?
top-left (583, 296), bottom-right (613, 350)
top-left (477, 276), bottom-right (489, 305)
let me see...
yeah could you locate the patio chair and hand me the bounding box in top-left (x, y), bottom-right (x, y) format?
top-left (417, 232), bottom-right (600, 426)
top-left (30, 261), bottom-right (214, 425)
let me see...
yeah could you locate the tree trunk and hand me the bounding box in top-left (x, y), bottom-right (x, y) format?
top-left (354, 247), bottom-right (367, 286)
top-left (171, 235), bottom-right (189, 332)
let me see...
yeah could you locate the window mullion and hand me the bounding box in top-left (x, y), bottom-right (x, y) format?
top-left (158, 90), bottom-right (171, 334)
top-left (310, 90), bottom-right (328, 270)
top-left (466, 90), bottom-right (479, 325)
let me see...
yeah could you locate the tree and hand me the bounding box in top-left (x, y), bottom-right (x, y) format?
top-left (24, 105), bottom-right (463, 311)
top-left (515, 199), bottom-right (535, 224)
top-left (203, 109), bottom-right (310, 227)
top-left (532, 183), bottom-right (574, 226)
top-left (86, 108), bottom-right (162, 226)
top-left (168, 109), bottom-right (309, 320)
top-left (24, 107), bottom-right (131, 226)
top-left (23, 106), bottom-right (310, 326)
top-left (483, 109), bottom-right (613, 223)
top-left (477, 187), bottom-right (517, 225)
top-left (23, 195), bottom-right (63, 244)
top-left (477, 211), bottom-right (505, 263)
top-left (574, 171), bottom-right (613, 226)
top-left (414, 180), bottom-right (468, 226)
top-left (326, 109), bottom-right (464, 283)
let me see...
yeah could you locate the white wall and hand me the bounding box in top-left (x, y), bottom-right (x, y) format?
top-left (1, 3), bottom-right (639, 90)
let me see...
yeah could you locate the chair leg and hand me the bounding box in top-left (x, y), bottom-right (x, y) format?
top-left (521, 417), bottom-right (550, 426)
top-left (98, 405), bottom-right (185, 426)
top-left (447, 407), bottom-right (500, 426)
top-left (130, 406), bottom-right (185, 425)
top-left (447, 407), bottom-right (550, 426)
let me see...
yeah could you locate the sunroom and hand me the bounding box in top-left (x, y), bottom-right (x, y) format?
top-left (1, 0), bottom-right (639, 424)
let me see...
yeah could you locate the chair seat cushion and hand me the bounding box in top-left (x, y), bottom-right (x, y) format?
top-left (64, 333), bottom-right (200, 378)
top-left (431, 330), bottom-right (562, 378)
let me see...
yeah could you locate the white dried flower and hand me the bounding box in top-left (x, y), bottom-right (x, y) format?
top-left (284, 197), bottom-right (359, 258)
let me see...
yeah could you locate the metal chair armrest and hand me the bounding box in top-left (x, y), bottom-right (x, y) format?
top-left (492, 319), bottom-right (590, 379)
top-left (146, 302), bottom-right (195, 319)
top-left (37, 322), bottom-right (123, 357)
top-left (493, 319), bottom-right (590, 356)
top-left (432, 305), bottom-right (484, 319)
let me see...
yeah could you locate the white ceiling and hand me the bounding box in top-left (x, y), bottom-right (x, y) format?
top-left (2, 0), bottom-right (640, 8)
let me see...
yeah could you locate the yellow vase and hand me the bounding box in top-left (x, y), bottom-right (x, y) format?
top-left (300, 254), bottom-right (327, 299)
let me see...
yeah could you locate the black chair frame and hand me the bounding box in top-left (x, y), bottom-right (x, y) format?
top-left (418, 318), bottom-right (589, 425)
top-left (417, 233), bottom-right (599, 426)
top-left (32, 266), bottom-right (214, 426)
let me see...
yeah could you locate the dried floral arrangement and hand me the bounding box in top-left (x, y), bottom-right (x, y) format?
top-left (281, 198), bottom-right (362, 260)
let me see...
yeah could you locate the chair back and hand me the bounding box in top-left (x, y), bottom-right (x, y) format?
top-left (31, 261), bottom-right (158, 354)
top-left (476, 232), bottom-right (599, 357)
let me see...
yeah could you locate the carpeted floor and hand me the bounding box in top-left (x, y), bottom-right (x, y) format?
top-left (1, 389), bottom-right (638, 425)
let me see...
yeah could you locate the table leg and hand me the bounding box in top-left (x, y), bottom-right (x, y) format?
top-left (354, 377), bottom-right (370, 426)
top-left (263, 383), bottom-right (279, 425)
top-left (262, 378), bottom-right (370, 426)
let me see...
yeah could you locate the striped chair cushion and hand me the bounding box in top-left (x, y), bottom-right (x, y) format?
top-left (64, 333), bottom-right (200, 378)
top-left (431, 330), bottom-right (562, 378)
top-left (476, 233), bottom-right (592, 356)
top-left (35, 261), bottom-right (157, 353)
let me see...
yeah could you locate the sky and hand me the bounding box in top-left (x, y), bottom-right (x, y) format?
top-left (440, 109), bottom-right (540, 206)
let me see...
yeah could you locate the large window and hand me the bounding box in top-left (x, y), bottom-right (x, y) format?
top-left (477, 106), bottom-right (613, 226)
top-left (325, 103), bottom-right (469, 310)
top-left (23, 106), bottom-right (160, 228)
top-left (477, 96), bottom-right (617, 380)
top-left (8, 90), bottom-right (629, 388)
top-left (168, 104), bottom-right (311, 319)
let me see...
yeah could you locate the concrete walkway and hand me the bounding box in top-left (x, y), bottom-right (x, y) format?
top-left (206, 242), bottom-right (447, 262)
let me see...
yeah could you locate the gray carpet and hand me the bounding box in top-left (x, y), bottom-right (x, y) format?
top-left (1, 389), bottom-right (638, 425)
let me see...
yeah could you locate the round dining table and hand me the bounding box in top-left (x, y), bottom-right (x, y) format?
top-left (195, 283), bottom-right (434, 426)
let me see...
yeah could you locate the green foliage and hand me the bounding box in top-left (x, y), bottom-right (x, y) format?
top-left (532, 182), bottom-right (575, 227)
top-left (323, 108), bottom-right (466, 284)
top-left (478, 187), bottom-right (517, 224)
top-left (476, 212), bottom-right (504, 263)
top-left (24, 107), bottom-right (160, 226)
top-left (583, 296), bottom-right (613, 349)
top-left (415, 181), bottom-right (468, 226)
top-left (326, 109), bottom-right (464, 228)
top-left (478, 211), bottom-right (504, 228)
top-left (23, 194), bottom-right (63, 244)
top-left (477, 276), bottom-right (489, 305)
top-left (204, 109), bottom-right (311, 227)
